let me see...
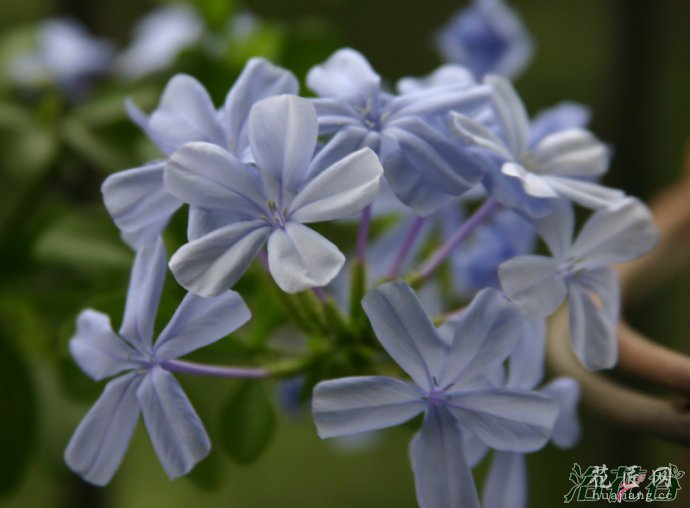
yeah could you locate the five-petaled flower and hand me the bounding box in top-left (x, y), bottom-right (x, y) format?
top-left (102, 58), bottom-right (298, 247)
top-left (65, 238), bottom-right (251, 485)
top-left (499, 198), bottom-right (658, 369)
top-left (164, 94), bottom-right (383, 295)
top-left (312, 282), bottom-right (558, 508)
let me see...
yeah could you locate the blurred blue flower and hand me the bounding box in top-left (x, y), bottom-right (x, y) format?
top-left (435, 0), bottom-right (534, 79)
top-left (65, 238), bottom-right (251, 485)
top-left (446, 206), bottom-right (536, 295)
top-left (312, 283), bottom-right (558, 508)
top-left (499, 199), bottom-right (659, 369)
top-left (102, 58), bottom-right (298, 247)
top-left (10, 18), bottom-right (113, 94)
top-left (165, 95), bottom-right (383, 294)
top-left (115, 4), bottom-right (203, 80)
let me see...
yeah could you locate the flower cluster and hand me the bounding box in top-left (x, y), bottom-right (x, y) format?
top-left (64, 1), bottom-right (659, 506)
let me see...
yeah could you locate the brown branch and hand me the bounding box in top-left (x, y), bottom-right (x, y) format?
top-left (617, 141), bottom-right (690, 302)
top-left (547, 306), bottom-right (690, 445)
top-left (617, 322), bottom-right (690, 397)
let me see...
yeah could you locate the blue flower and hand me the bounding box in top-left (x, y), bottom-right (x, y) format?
top-left (10, 18), bottom-right (113, 94)
top-left (451, 75), bottom-right (623, 217)
top-left (307, 48), bottom-right (489, 215)
top-left (397, 64), bottom-right (478, 95)
top-left (312, 282), bottom-right (558, 508)
top-left (435, 0), bottom-right (534, 79)
top-left (447, 207), bottom-right (536, 295)
top-left (64, 238), bottom-right (251, 485)
top-left (102, 58), bottom-right (298, 247)
top-left (498, 199), bottom-right (659, 369)
top-left (164, 94), bottom-right (383, 295)
top-left (114, 4), bottom-right (203, 80)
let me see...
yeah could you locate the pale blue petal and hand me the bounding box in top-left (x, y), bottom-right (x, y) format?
top-left (165, 142), bottom-right (267, 217)
top-left (570, 198), bottom-right (659, 267)
top-left (464, 430), bottom-right (490, 468)
top-left (543, 176), bottom-right (625, 210)
top-left (137, 367), bottom-right (210, 479)
top-left (306, 128), bottom-right (370, 181)
top-left (222, 57), bottom-right (299, 155)
top-left (529, 102), bottom-right (591, 147)
top-left (449, 111), bottom-right (513, 159)
top-left (249, 95), bottom-right (318, 197)
top-left (482, 165), bottom-right (556, 218)
top-left (440, 288), bottom-right (524, 388)
top-left (169, 221), bottom-right (271, 296)
top-left (386, 84), bottom-right (490, 123)
top-left (540, 377), bottom-right (581, 449)
top-left (532, 128), bottom-right (609, 177)
top-left (70, 310), bottom-right (143, 381)
top-left (147, 74), bottom-right (225, 154)
top-left (574, 267), bottom-right (620, 326)
top-left (447, 388), bottom-right (558, 452)
top-left (483, 452), bottom-right (528, 508)
top-left (119, 238), bottom-right (167, 349)
top-left (307, 48), bottom-right (381, 104)
top-left (386, 118), bottom-right (485, 196)
top-left (506, 318), bottom-right (546, 390)
top-left (101, 161), bottom-right (181, 248)
top-left (267, 222), bottom-right (345, 293)
top-left (533, 199), bottom-right (574, 260)
top-left (154, 290), bottom-right (251, 361)
top-left (485, 75), bottom-right (529, 156)
top-left (312, 376), bottom-right (424, 438)
top-left (397, 64), bottom-right (477, 94)
top-left (125, 97), bottom-right (150, 137)
top-left (289, 148), bottom-right (382, 223)
top-left (567, 283), bottom-right (617, 370)
top-left (498, 255), bottom-right (567, 320)
top-left (409, 407), bottom-right (480, 508)
top-left (187, 207), bottom-right (245, 241)
top-left (381, 145), bottom-right (460, 217)
top-left (362, 282), bottom-right (447, 391)
top-left (64, 372), bottom-right (142, 486)
top-left (310, 98), bottom-right (363, 134)
top-left (502, 162), bottom-right (559, 198)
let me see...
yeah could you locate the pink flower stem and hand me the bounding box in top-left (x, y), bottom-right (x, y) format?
top-left (409, 198), bottom-right (500, 285)
top-left (162, 359), bottom-right (269, 379)
top-left (386, 216), bottom-right (427, 279)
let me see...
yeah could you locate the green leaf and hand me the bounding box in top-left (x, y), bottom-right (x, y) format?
top-left (33, 209), bottom-right (132, 271)
top-left (218, 380), bottom-right (276, 464)
top-left (61, 117), bottom-right (132, 171)
top-left (0, 331), bottom-right (37, 495)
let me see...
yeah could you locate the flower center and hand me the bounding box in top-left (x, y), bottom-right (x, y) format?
top-left (520, 152), bottom-right (540, 173)
top-left (263, 200), bottom-right (288, 229)
top-left (558, 258), bottom-right (580, 278)
top-left (424, 389), bottom-right (449, 408)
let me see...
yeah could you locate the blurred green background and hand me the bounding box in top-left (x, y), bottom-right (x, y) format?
top-left (1, 0), bottom-right (689, 506)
